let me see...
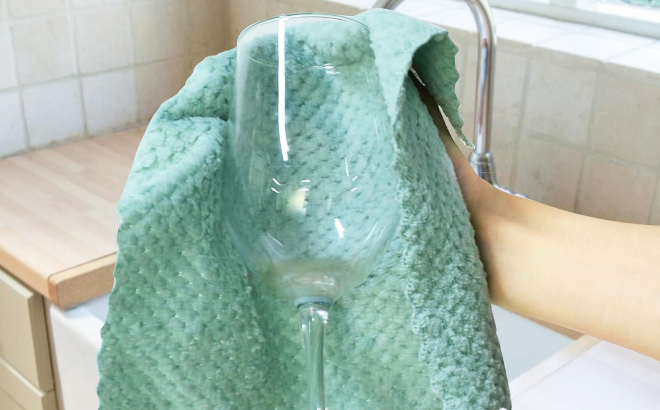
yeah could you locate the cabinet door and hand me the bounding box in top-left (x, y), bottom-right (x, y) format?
top-left (0, 268), bottom-right (53, 391)
top-left (0, 387), bottom-right (24, 410)
top-left (0, 357), bottom-right (57, 410)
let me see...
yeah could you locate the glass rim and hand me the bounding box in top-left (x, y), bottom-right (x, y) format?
top-left (237, 12), bottom-right (369, 43)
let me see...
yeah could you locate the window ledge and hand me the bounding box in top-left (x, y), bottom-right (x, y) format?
top-left (331, 0), bottom-right (660, 78)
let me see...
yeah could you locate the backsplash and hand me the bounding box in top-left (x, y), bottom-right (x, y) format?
top-left (231, 0), bottom-right (660, 226)
top-left (448, 19), bottom-right (660, 226)
top-left (1, 0), bottom-right (658, 226)
top-left (0, 0), bottom-right (226, 157)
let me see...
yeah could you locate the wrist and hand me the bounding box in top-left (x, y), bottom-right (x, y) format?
top-left (463, 175), bottom-right (506, 223)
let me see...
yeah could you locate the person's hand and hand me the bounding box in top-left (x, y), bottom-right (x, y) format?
top-left (410, 72), bottom-right (495, 219)
top-left (411, 73), bottom-right (660, 360)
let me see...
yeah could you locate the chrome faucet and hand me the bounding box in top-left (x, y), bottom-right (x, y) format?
top-left (373, 0), bottom-right (520, 195)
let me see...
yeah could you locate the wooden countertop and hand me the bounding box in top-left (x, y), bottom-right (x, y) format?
top-left (0, 127), bottom-right (144, 308)
top-left (511, 336), bottom-right (660, 408)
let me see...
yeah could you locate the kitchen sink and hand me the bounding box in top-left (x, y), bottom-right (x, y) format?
top-left (48, 295), bottom-right (572, 409)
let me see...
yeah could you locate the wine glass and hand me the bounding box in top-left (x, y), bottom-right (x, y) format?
top-left (223, 13), bottom-right (401, 409)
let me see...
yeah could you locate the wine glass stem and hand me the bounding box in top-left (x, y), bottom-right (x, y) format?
top-left (299, 302), bottom-right (329, 410)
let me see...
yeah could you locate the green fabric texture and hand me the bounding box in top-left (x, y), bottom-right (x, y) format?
top-left (97, 9), bottom-right (510, 410)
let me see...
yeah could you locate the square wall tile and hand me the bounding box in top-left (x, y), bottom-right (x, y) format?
top-left (458, 44), bottom-right (476, 124)
top-left (577, 156), bottom-right (657, 223)
top-left (491, 8), bottom-right (528, 21)
top-left (0, 92), bottom-right (27, 157)
top-left (461, 118), bottom-right (518, 153)
top-left (523, 60), bottom-right (597, 146)
top-left (462, 48), bottom-right (528, 128)
top-left (496, 20), bottom-right (571, 45)
top-left (425, 8), bottom-right (477, 33)
top-left (395, 0), bottom-right (455, 17)
top-left (582, 27), bottom-right (656, 47)
top-left (12, 16), bottom-right (75, 84)
top-left (492, 119), bottom-right (519, 147)
top-left (591, 74), bottom-right (660, 168)
top-left (537, 32), bottom-right (637, 62)
top-left (71, 0), bottom-right (123, 9)
top-left (23, 79), bottom-right (85, 147)
top-left (188, 52), bottom-right (209, 78)
top-left (515, 137), bottom-right (583, 211)
top-left (8, 0), bottom-right (65, 18)
top-left (82, 70), bottom-right (137, 136)
top-left (131, 0), bottom-right (187, 64)
top-left (312, 0), bottom-right (361, 15)
top-left (268, 0), bottom-right (360, 15)
top-left (329, 0), bottom-right (372, 8)
top-left (609, 47), bottom-right (660, 76)
top-left (187, 0), bottom-right (226, 56)
top-left (458, 121), bottom-right (517, 189)
top-left (652, 180), bottom-right (660, 225)
top-left (265, 0), bottom-right (325, 16)
top-left (492, 142), bottom-right (516, 187)
top-left (494, 52), bottom-right (528, 128)
top-left (227, 0), bottom-right (266, 46)
top-left (519, 14), bottom-right (587, 32)
top-left (458, 41), bottom-right (476, 94)
top-left (445, 26), bottom-right (478, 48)
top-left (0, 24), bottom-right (16, 90)
top-left (75, 7), bottom-right (132, 74)
top-left (136, 58), bottom-right (186, 122)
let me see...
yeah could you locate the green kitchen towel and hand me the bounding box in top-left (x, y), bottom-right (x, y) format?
top-left (97, 9), bottom-right (510, 410)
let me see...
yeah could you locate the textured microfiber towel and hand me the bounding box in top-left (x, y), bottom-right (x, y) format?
top-left (98, 9), bottom-right (510, 410)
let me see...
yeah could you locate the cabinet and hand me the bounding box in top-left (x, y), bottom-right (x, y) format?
top-left (0, 127), bottom-right (144, 410)
top-left (0, 269), bottom-right (57, 410)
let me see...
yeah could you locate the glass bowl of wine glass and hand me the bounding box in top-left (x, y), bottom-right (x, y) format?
top-left (223, 13), bottom-right (401, 409)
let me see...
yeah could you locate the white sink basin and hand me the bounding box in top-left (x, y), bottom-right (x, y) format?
top-left (49, 295), bottom-right (109, 410)
top-left (48, 296), bottom-right (572, 409)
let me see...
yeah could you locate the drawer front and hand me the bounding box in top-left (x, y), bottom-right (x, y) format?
top-left (0, 356), bottom-right (56, 410)
top-left (0, 268), bottom-right (53, 391)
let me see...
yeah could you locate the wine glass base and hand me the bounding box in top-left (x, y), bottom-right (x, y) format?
top-left (294, 296), bottom-right (332, 308)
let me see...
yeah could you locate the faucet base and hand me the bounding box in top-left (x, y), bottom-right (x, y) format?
top-left (468, 151), bottom-right (527, 198)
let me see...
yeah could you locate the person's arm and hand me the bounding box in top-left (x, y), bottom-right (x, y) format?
top-left (475, 182), bottom-right (660, 360)
top-left (414, 75), bottom-right (660, 360)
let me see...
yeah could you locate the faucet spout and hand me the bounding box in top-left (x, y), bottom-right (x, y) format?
top-left (373, 0), bottom-right (524, 197)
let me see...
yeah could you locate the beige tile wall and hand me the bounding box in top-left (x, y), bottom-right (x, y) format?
top-left (0, 0), bottom-right (227, 157)
top-left (252, 0), bottom-right (660, 225)
top-left (453, 47), bottom-right (658, 226)
top-left (2, 0), bottom-right (659, 227)
top-left (422, 2), bottom-right (660, 226)
top-left (225, 0), bottom-right (361, 47)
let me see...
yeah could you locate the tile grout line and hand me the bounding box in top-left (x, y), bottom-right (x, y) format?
top-left (1, 0), bottom-right (227, 158)
top-left (4, 0), bottom-right (30, 154)
top-left (126, 0), bottom-right (139, 127)
top-left (648, 166), bottom-right (660, 225)
top-left (507, 45), bottom-right (534, 193)
top-left (0, 47), bottom-right (211, 96)
top-left (572, 60), bottom-right (607, 214)
top-left (3, 0), bottom-right (659, 164)
top-left (530, 132), bottom-right (658, 174)
top-left (65, 0), bottom-right (91, 145)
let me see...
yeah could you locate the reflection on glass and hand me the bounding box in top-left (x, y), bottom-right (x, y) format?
top-left (223, 13), bottom-right (400, 410)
